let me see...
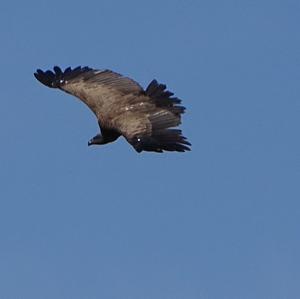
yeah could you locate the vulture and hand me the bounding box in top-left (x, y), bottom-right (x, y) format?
top-left (34, 66), bottom-right (191, 153)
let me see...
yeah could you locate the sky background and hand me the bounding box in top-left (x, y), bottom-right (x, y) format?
top-left (0, 0), bottom-right (299, 298)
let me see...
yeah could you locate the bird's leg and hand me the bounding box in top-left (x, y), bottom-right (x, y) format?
top-left (88, 134), bottom-right (104, 146)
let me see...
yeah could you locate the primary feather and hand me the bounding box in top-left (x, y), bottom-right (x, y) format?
top-left (34, 66), bottom-right (191, 153)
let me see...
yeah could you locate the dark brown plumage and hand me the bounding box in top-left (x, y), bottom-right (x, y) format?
top-left (34, 66), bottom-right (191, 153)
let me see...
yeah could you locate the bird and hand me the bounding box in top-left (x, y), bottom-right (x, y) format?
top-left (34, 66), bottom-right (191, 153)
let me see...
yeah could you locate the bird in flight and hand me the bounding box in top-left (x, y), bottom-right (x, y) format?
top-left (34, 66), bottom-right (191, 153)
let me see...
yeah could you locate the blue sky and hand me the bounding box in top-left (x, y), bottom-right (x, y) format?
top-left (0, 0), bottom-right (299, 298)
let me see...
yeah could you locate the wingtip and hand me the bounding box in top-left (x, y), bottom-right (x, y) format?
top-left (34, 65), bottom-right (92, 88)
top-left (53, 66), bottom-right (63, 75)
top-left (33, 68), bottom-right (56, 88)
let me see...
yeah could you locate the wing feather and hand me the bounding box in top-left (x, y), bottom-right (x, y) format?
top-left (112, 108), bottom-right (190, 153)
top-left (34, 66), bottom-right (143, 118)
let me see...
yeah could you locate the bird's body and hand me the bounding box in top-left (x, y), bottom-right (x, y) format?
top-left (34, 66), bottom-right (191, 153)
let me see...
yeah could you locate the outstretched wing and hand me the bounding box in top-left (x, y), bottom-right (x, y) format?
top-left (113, 110), bottom-right (191, 153)
top-left (111, 80), bottom-right (191, 152)
top-left (34, 66), bottom-right (143, 120)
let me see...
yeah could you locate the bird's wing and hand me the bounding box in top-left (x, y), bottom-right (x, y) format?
top-left (34, 66), bottom-right (143, 119)
top-left (107, 79), bottom-right (191, 153)
top-left (112, 80), bottom-right (191, 152)
top-left (112, 108), bottom-right (190, 153)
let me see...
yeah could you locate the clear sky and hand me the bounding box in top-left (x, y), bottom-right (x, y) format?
top-left (0, 0), bottom-right (299, 298)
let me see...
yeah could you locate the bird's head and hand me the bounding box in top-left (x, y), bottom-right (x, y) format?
top-left (88, 134), bottom-right (104, 146)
